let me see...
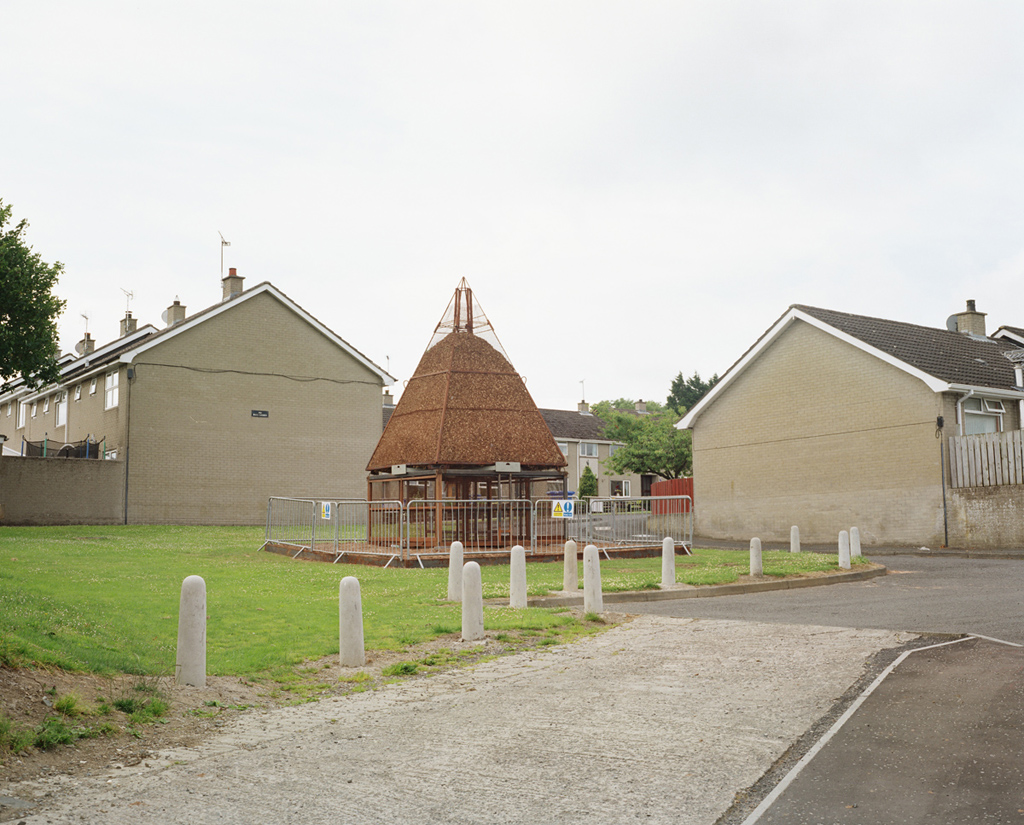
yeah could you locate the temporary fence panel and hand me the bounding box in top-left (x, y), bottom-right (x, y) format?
top-left (265, 497), bottom-right (318, 556)
top-left (406, 499), bottom-right (533, 555)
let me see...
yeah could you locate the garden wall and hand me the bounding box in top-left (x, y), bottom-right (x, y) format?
top-left (0, 457), bottom-right (125, 525)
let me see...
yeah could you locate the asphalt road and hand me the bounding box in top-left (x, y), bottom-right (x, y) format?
top-left (616, 554), bottom-right (1024, 644)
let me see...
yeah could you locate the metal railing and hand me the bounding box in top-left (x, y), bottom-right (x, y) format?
top-left (265, 494), bottom-right (692, 562)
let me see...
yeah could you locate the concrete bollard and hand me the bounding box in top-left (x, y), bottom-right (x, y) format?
top-left (583, 544), bottom-right (603, 614)
top-left (749, 538), bottom-right (763, 577)
top-left (563, 540), bottom-right (578, 592)
top-left (175, 575), bottom-right (206, 687)
top-left (850, 527), bottom-right (862, 558)
top-left (447, 541), bottom-right (464, 601)
top-left (839, 530), bottom-right (852, 570)
top-left (510, 545), bottom-right (527, 609)
top-left (790, 525), bottom-right (800, 553)
top-left (339, 576), bottom-right (365, 667)
top-left (461, 561), bottom-right (485, 641)
top-left (661, 537), bottom-right (676, 587)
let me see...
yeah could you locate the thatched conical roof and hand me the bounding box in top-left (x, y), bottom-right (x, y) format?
top-left (367, 282), bottom-right (566, 472)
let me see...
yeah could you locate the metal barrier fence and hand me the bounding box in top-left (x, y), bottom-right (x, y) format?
top-left (406, 499), bottom-right (533, 559)
top-left (533, 496), bottom-right (693, 552)
top-left (265, 494), bottom-right (692, 562)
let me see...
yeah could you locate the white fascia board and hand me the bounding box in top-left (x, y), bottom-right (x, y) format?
top-left (993, 328), bottom-right (1024, 347)
top-left (677, 307), bottom-right (950, 429)
top-left (946, 384), bottom-right (1024, 401)
top-left (121, 283), bottom-right (396, 385)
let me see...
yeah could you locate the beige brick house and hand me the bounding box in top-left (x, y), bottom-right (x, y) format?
top-left (539, 403), bottom-right (650, 498)
top-left (1, 272), bottom-right (393, 525)
top-left (678, 301), bottom-right (1024, 549)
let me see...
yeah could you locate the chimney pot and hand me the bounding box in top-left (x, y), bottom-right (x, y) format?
top-left (955, 300), bottom-right (987, 337)
top-left (75, 333), bottom-right (96, 356)
top-left (222, 267), bottom-right (245, 301)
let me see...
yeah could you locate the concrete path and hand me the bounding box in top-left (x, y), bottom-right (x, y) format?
top-left (18, 617), bottom-right (912, 825)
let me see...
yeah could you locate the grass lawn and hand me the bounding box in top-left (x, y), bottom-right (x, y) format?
top-left (0, 526), bottom-right (867, 679)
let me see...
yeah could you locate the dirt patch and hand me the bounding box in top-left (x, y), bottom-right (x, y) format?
top-left (0, 612), bottom-right (626, 796)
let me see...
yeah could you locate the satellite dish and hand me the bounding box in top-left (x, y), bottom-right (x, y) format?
top-left (161, 309), bottom-right (169, 324)
top-left (74, 341), bottom-right (86, 355)
top-left (946, 315), bottom-right (959, 332)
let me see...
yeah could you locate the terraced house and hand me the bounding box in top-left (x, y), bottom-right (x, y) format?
top-left (0, 270), bottom-right (393, 525)
top-left (679, 301), bottom-right (1024, 549)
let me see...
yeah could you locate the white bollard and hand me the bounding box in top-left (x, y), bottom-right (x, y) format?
top-left (447, 541), bottom-right (464, 601)
top-left (583, 544), bottom-right (603, 614)
top-left (563, 540), bottom-right (578, 593)
top-left (175, 575), bottom-right (206, 687)
top-left (749, 538), bottom-right (763, 577)
top-left (839, 530), bottom-right (851, 570)
top-left (790, 525), bottom-right (800, 553)
top-left (661, 537), bottom-right (676, 587)
top-left (461, 561), bottom-right (485, 641)
top-left (850, 527), bottom-right (862, 558)
top-left (510, 545), bottom-right (527, 609)
top-left (339, 576), bottom-right (365, 667)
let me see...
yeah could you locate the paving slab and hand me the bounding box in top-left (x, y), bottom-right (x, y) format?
top-left (13, 617), bottom-right (912, 825)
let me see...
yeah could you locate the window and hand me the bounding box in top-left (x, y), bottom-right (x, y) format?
top-left (89, 378), bottom-right (97, 395)
top-left (611, 479), bottom-right (631, 497)
top-left (43, 397), bottom-right (49, 413)
top-left (17, 402), bottom-right (26, 428)
top-left (963, 397), bottom-right (1002, 435)
top-left (609, 444), bottom-right (621, 456)
top-left (5, 402), bottom-right (10, 417)
top-left (74, 385), bottom-right (81, 402)
top-left (556, 442), bottom-right (569, 456)
top-left (105, 449), bottom-right (118, 460)
top-left (31, 402), bottom-right (37, 418)
top-left (104, 371), bottom-right (119, 409)
top-left (579, 442), bottom-right (598, 457)
top-left (55, 392), bottom-right (67, 427)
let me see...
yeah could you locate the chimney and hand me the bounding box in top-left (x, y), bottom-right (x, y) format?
top-left (383, 390), bottom-right (394, 407)
top-left (635, 399), bottom-right (647, 413)
top-left (165, 299), bottom-right (187, 327)
top-left (222, 267), bottom-right (245, 301)
top-left (578, 401), bottom-right (590, 414)
top-left (955, 299), bottom-right (987, 337)
top-left (75, 333), bottom-right (95, 356)
top-left (120, 311), bottom-right (138, 337)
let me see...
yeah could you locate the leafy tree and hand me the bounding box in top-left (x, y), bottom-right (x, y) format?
top-left (667, 371), bottom-right (719, 414)
top-left (577, 464), bottom-right (598, 499)
top-left (592, 401), bottom-right (692, 479)
top-left (0, 201), bottom-right (65, 390)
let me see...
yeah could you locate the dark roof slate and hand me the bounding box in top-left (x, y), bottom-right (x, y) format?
top-left (794, 305), bottom-right (1022, 391)
top-left (538, 409), bottom-right (609, 440)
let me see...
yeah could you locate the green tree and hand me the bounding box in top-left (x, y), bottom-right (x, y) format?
top-left (667, 371), bottom-right (719, 414)
top-left (592, 401), bottom-right (692, 479)
top-left (577, 464), bottom-right (598, 499)
top-left (0, 201), bottom-right (66, 390)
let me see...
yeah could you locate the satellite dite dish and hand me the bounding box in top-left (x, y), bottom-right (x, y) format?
top-left (161, 309), bottom-right (169, 324)
top-left (946, 315), bottom-right (959, 332)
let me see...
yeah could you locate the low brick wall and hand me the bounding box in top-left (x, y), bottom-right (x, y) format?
top-left (0, 457), bottom-right (125, 525)
top-left (947, 486), bottom-right (1024, 549)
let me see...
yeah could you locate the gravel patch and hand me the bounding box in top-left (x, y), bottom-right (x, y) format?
top-left (14, 616), bottom-right (914, 825)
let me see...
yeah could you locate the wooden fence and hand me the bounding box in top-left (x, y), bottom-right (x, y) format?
top-left (948, 431), bottom-right (1024, 488)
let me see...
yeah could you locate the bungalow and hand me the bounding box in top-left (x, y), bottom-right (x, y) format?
top-left (678, 301), bottom-right (1024, 549)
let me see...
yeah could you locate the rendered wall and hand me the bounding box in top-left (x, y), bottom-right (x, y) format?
top-left (124, 292), bottom-right (384, 525)
top-left (0, 456), bottom-right (125, 525)
top-left (691, 320), bottom-right (947, 546)
top-left (947, 485), bottom-right (1024, 549)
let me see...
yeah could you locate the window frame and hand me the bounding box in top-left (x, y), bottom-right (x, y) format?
top-left (579, 442), bottom-right (598, 458)
top-left (55, 392), bottom-right (67, 427)
top-left (104, 371), bottom-right (119, 410)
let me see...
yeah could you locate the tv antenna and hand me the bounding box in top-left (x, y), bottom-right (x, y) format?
top-left (219, 231), bottom-right (231, 276)
top-left (580, 379), bottom-right (585, 401)
top-left (120, 288), bottom-right (134, 314)
top-left (81, 312), bottom-right (89, 335)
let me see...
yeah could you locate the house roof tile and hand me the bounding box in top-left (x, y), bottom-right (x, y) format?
top-left (794, 304), bottom-right (1022, 390)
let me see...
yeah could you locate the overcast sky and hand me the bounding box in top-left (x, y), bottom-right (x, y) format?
top-left (3, 1), bottom-right (1023, 410)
